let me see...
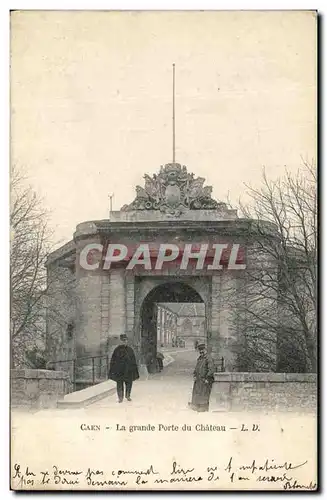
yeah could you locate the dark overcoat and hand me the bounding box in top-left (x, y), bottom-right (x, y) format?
top-left (191, 353), bottom-right (215, 409)
top-left (109, 345), bottom-right (140, 382)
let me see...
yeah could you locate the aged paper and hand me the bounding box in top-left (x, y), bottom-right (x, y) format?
top-left (10, 10), bottom-right (317, 491)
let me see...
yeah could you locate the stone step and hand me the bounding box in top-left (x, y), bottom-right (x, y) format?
top-left (57, 380), bottom-right (116, 409)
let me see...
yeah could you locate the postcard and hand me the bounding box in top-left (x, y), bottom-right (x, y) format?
top-left (10, 10), bottom-right (317, 491)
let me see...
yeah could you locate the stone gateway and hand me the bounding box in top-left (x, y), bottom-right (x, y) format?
top-left (46, 162), bottom-right (279, 386)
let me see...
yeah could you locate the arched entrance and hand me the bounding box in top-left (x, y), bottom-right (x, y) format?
top-left (140, 281), bottom-right (205, 371)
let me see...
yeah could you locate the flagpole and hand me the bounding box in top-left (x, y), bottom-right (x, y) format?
top-left (109, 193), bottom-right (114, 217)
top-left (172, 63), bottom-right (176, 163)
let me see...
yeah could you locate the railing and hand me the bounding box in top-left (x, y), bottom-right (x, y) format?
top-left (216, 357), bottom-right (225, 373)
top-left (47, 355), bottom-right (110, 392)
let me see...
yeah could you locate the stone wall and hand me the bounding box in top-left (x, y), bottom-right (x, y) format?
top-left (211, 372), bottom-right (317, 412)
top-left (11, 369), bottom-right (72, 409)
top-left (46, 263), bottom-right (76, 362)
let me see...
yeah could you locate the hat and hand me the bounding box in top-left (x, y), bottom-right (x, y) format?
top-left (120, 334), bottom-right (128, 341)
top-left (198, 343), bottom-right (206, 350)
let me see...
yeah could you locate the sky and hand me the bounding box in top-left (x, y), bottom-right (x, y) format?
top-left (11, 10), bottom-right (316, 247)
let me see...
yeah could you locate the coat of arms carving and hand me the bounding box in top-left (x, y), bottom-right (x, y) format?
top-left (121, 163), bottom-right (224, 216)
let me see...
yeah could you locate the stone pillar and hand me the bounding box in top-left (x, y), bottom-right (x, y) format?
top-left (158, 307), bottom-right (161, 345)
top-left (167, 312), bottom-right (173, 345)
top-left (163, 308), bottom-right (167, 346)
top-left (74, 223), bottom-right (104, 383)
top-left (125, 274), bottom-right (135, 339)
top-left (74, 229), bottom-right (103, 357)
top-left (108, 267), bottom-right (126, 339)
top-left (75, 273), bottom-right (103, 354)
top-left (173, 315), bottom-right (177, 342)
top-left (157, 306), bottom-right (163, 346)
top-left (100, 273), bottom-right (110, 346)
top-left (210, 272), bottom-right (238, 371)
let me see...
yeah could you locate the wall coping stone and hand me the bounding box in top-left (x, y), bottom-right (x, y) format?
top-left (11, 369), bottom-right (70, 381)
top-left (214, 372), bottom-right (317, 383)
top-left (58, 379), bottom-right (116, 408)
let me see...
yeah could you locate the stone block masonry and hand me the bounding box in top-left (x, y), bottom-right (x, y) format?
top-left (11, 369), bottom-right (72, 409)
top-left (211, 372), bottom-right (317, 412)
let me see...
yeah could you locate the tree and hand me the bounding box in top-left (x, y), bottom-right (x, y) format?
top-left (10, 166), bottom-right (52, 368)
top-left (10, 166), bottom-right (77, 369)
top-left (229, 160), bottom-right (317, 373)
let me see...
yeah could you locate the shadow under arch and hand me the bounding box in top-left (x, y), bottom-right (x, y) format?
top-left (140, 281), bottom-right (204, 369)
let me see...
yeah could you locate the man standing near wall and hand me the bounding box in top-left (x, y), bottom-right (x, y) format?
top-left (189, 343), bottom-right (215, 412)
top-left (109, 334), bottom-right (139, 403)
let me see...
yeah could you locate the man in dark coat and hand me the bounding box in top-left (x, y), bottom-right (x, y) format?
top-left (189, 343), bottom-right (215, 412)
top-left (109, 334), bottom-right (139, 403)
top-left (156, 351), bottom-right (164, 372)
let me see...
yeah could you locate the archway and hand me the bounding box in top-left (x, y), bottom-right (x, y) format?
top-left (140, 281), bottom-right (205, 372)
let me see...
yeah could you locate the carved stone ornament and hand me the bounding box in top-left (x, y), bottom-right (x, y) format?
top-left (121, 163), bottom-right (223, 216)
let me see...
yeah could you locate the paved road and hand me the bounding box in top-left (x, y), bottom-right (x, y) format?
top-left (91, 348), bottom-right (199, 413)
top-left (161, 347), bottom-right (198, 378)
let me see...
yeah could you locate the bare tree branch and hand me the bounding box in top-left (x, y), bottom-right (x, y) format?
top-left (10, 165), bottom-right (75, 368)
top-left (227, 160), bottom-right (317, 373)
